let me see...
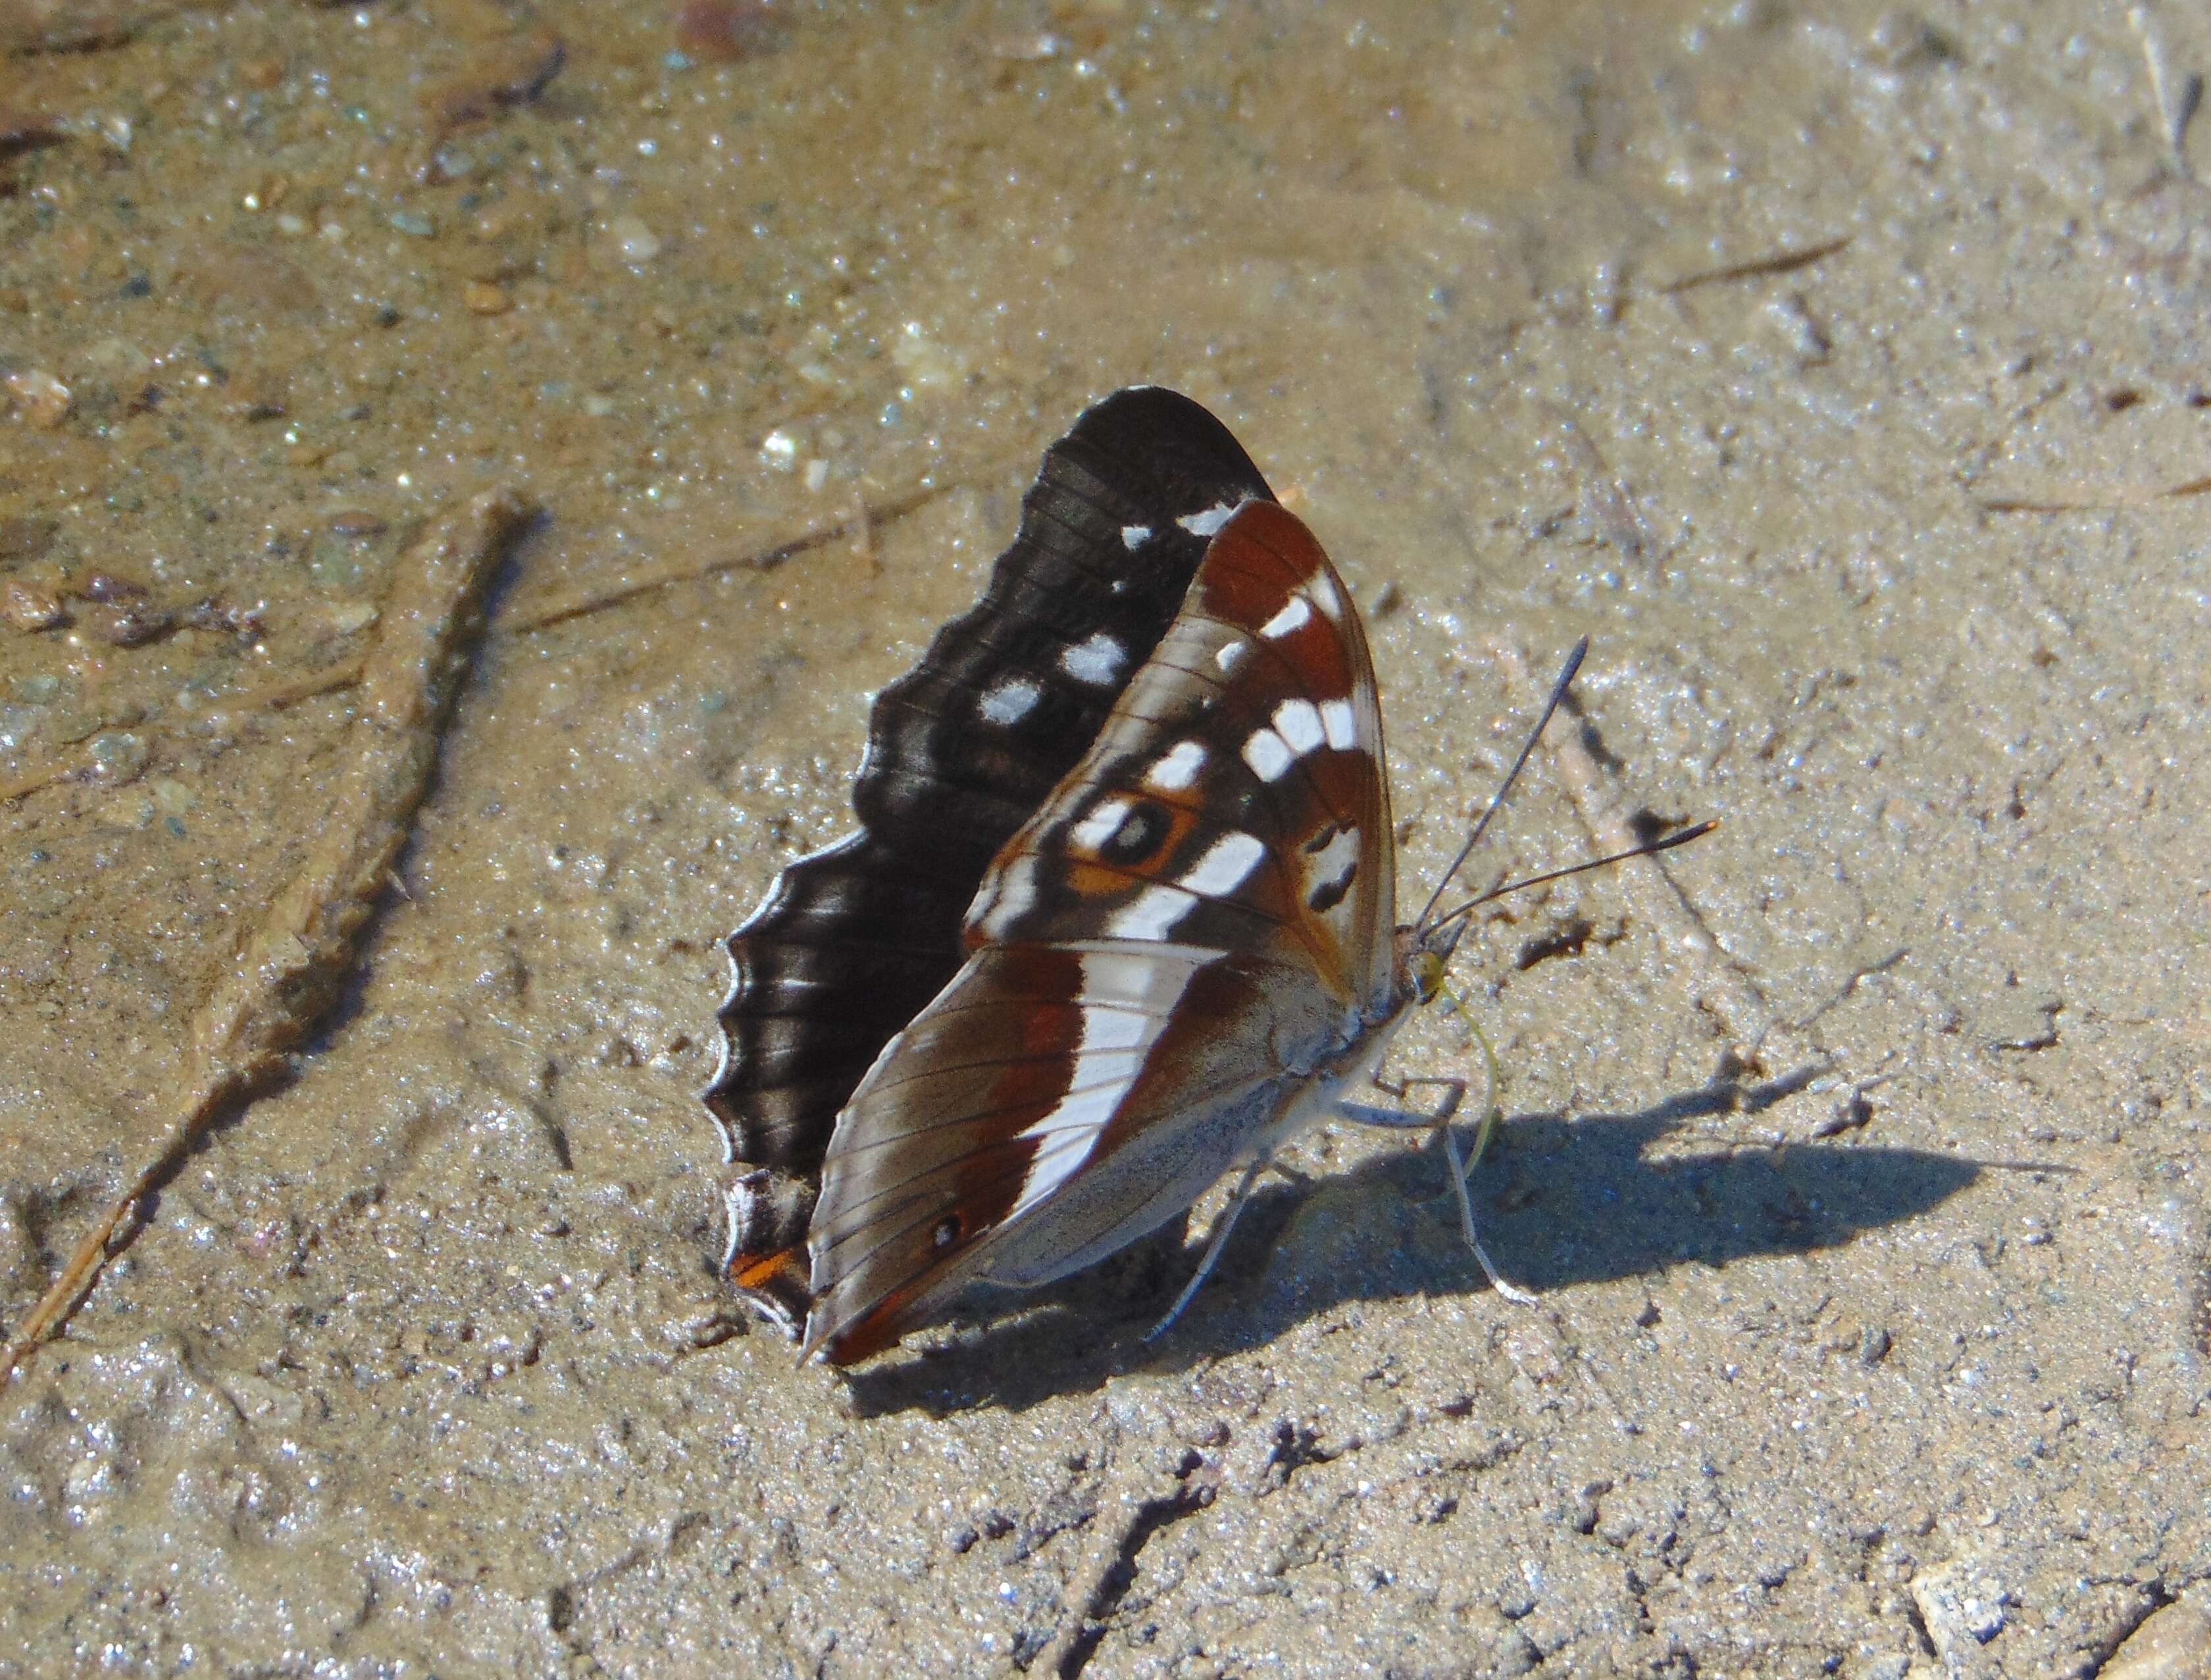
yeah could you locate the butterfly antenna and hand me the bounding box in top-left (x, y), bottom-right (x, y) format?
top-left (1432, 819), bottom-right (1717, 932)
top-left (1413, 636), bottom-right (1589, 932)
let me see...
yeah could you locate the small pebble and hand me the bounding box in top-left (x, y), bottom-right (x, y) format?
top-left (420, 29), bottom-right (566, 134)
top-left (4, 369), bottom-right (72, 428)
top-left (463, 280), bottom-right (513, 315)
top-left (3, 579), bottom-right (68, 631)
top-left (988, 30), bottom-right (1065, 63)
top-left (326, 509), bottom-right (389, 539)
top-left (88, 731), bottom-right (151, 786)
top-left (324, 600), bottom-right (379, 636)
top-left (609, 215), bottom-right (662, 263)
top-left (389, 209), bottom-right (438, 238)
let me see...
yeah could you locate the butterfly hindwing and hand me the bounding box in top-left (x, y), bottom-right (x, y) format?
top-left (802, 501), bottom-right (1398, 1362)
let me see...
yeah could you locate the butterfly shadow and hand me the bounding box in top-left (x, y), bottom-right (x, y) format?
top-left (840, 1066), bottom-right (1987, 1418)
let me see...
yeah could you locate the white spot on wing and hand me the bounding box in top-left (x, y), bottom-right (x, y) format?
top-left (1107, 884), bottom-right (1194, 940)
top-left (1319, 698), bottom-right (1358, 750)
top-left (1215, 639), bottom-right (1248, 675)
top-left (1179, 830), bottom-right (1266, 898)
top-left (979, 675), bottom-right (1041, 725)
top-left (1178, 501), bottom-right (1237, 538)
top-left (1273, 698), bottom-right (1324, 755)
top-left (1061, 630), bottom-right (1126, 687)
top-left (1068, 797), bottom-right (1132, 854)
top-left (1121, 524), bottom-right (1152, 549)
top-left (1146, 740), bottom-right (1207, 792)
top-left (1242, 728), bottom-right (1294, 782)
top-left (1310, 571), bottom-right (1344, 620)
top-left (974, 854), bottom-right (1040, 939)
top-left (1259, 596), bottom-right (1312, 640)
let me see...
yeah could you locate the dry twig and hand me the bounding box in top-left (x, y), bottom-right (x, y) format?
top-left (1657, 236), bottom-right (1850, 293)
top-left (507, 486), bottom-right (943, 632)
top-left (1978, 474), bottom-right (2211, 513)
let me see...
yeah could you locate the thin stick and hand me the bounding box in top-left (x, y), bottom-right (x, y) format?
top-left (1, 489), bottom-right (532, 1381)
top-left (508, 487), bottom-right (942, 632)
top-left (1657, 236), bottom-right (1850, 292)
top-left (1977, 474), bottom-right (2211, 513)
top-left (1414, 638), bottom-right (1588, 929)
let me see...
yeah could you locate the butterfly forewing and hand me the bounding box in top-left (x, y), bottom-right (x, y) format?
top-left (803, 500), bottom-right (1400, 1362)
top-left (969, 500), bottom-right (1395, 1009)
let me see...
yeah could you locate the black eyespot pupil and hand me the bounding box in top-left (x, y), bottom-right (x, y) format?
top-left (1098, 802), bottom-right (1169, 865)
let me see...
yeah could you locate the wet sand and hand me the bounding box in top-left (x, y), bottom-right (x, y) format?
top-left (3, 1), bottom-right (2207, 1673)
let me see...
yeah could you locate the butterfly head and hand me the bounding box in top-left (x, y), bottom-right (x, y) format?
top-left (1397, 912), bottom-right (1470, 1009)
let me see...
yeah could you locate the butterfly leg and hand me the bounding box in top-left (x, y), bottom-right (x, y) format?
top-left (1336, 1021), bottom-right (1536, 1304)
top-left (1142, 1154), bottom-right (1269, 1343)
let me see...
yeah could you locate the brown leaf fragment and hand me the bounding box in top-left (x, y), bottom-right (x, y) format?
top-left (675, 1), bottom-right (784, 63)
top-left (419, 28), bottom-right (566, 134)
top-left (0, 110), bottom-right (66, 157)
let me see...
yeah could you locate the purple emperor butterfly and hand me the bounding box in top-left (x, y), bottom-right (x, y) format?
top-left (706, 388), bottom-right (1704, 1363)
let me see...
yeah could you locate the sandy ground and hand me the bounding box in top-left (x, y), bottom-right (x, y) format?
top-left (3, 1), bottom-right (2208, 1674)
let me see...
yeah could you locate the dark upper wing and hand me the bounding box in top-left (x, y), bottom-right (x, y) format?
top-left (703, 388), bottom-right (1276, 1331)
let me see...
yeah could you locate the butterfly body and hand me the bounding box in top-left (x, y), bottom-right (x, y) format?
top-left (710, 393), bottom-right (1467, 1364)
